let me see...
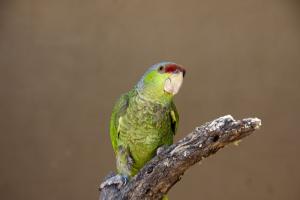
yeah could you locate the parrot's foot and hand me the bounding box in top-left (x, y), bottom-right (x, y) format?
top-left (99, 174), bottom-right (128, 190)
top-left (156, 145), bottom-right (169, 155)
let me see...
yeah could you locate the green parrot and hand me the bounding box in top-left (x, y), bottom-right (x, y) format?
top-left (101, 62), bottom-right (185, 198)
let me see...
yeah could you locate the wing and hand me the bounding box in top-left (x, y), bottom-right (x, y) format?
top-left (109, 92), bottom-right (130, 153)
top-left (170, 101), bottom-right (179, 135)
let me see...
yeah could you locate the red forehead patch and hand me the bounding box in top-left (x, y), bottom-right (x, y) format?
top-left (165, 64), bottom-right (186, 76)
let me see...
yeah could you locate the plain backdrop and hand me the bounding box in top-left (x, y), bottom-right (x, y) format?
top-left (1, 0), bottom-right (300, 200)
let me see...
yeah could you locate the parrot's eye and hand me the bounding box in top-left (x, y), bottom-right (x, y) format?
top-left (158, 66), bottom-right (164, 73)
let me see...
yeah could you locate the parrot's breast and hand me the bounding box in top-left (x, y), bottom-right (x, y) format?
top-left (118, 93), bottom-right (173, 172)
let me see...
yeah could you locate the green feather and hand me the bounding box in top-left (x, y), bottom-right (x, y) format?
top-left (109, 63), bottom-right (181, 178)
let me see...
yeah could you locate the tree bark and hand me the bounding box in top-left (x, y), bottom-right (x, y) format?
top-left (99, 115), bottom-right (262, 200)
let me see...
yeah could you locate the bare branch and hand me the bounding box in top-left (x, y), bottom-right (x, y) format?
top-left (99, 115), bottom-right (262, 200)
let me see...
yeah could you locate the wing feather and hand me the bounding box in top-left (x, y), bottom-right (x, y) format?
top-left (170, 101), bottom-right (179, 135)
top-left (109, 92), bottom-right (130, 153)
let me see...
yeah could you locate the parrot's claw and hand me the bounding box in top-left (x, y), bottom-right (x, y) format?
top-left (156, 145), bottom-right (169, 155)
top-left (99, 174), bottom-right (128, 190)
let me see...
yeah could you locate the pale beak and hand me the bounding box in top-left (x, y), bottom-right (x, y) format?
top-left (164, 72), bottom-right (184, 95)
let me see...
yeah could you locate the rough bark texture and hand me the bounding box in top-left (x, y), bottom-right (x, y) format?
top-left (99, 115), bottom-right (262, 200)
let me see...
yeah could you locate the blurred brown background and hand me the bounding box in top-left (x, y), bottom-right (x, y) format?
top-left (1, 0), bottom-right (300, 200)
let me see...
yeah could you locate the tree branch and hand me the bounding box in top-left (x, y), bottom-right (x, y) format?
top-left (99, 115), bottom-right (262, 200)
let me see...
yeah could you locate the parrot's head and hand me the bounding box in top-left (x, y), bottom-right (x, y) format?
top-left (137, 61), bottom-right (186, 103)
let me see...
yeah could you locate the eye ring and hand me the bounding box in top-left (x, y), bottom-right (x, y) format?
top-left (158, 66), bottom-right (164, 73)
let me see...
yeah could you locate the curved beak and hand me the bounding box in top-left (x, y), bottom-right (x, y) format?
top-left (164, 71), bottom-right (184, 95)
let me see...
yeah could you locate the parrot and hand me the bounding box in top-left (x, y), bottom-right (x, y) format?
top-left (101, 62), bottom-right (186, 199)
